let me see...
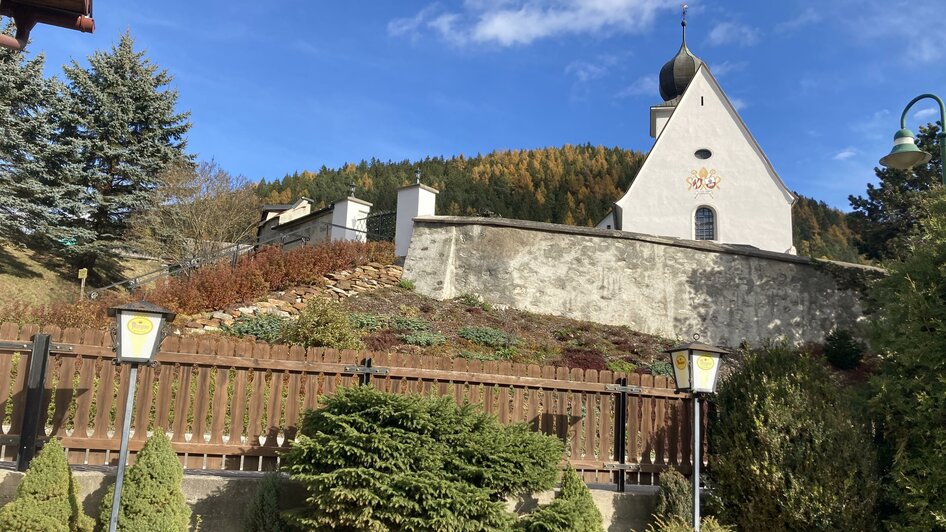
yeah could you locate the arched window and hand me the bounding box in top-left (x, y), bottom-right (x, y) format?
top-left (695, 207), bottom-right (715, 240)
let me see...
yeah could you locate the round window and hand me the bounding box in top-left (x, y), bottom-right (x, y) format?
top-left (695, 149), bottom-right (712, 160)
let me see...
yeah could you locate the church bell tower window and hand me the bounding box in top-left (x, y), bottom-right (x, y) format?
top-left (695, 207), bottom-right (716, 240)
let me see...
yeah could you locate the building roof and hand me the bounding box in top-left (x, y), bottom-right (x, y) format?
top-left (658, 21), bottom-right (702, 102)
top-left (260, 204), bottom-right (293, 212)
top-left (0, 0), bottom-right (94, 50)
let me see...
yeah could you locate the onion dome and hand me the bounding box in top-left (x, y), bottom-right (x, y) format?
top-left (658, 17), bottom-right (703, 102)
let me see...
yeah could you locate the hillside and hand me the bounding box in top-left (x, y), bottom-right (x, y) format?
top-left (260, 145), bottom-right (864, 262)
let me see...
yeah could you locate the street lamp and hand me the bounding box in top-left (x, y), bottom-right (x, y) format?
top-left (879, 93), bottom-right (946, 186)
top-left (664, 338), bottom-right (729, 532)
top-left (106, 301), bottom-right (175, 532)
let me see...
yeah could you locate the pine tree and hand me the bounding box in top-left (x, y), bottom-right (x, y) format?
top-left (848, 122), bottom-right (943, 261)
top-left (56, 31), bottom-right (190, 268)
top-left (0, 25), bottom-right (80, 243)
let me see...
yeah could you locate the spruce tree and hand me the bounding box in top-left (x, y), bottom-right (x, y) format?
top-left (0, 25), bottom-right (80, 243)
top-left (56, 31), bottom-right (190, 268)
top-left (0, 439), bottom-right (94, 532)
top-left (98, 432), bottom-right (190, 531)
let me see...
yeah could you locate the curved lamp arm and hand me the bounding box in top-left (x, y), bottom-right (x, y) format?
top-left (898, 93), bottom-right (946, 186)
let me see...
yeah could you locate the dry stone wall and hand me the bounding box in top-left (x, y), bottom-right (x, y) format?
top-left (175, 263), bottom-right (402, 334)
top-left (404, 217), bottom-right (882, 346)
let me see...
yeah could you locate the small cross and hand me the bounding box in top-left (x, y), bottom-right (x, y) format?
top-left (348, 182), bottom-right (356, 197)
top-left (681, 3), bottom-right (688, 21)
top-left (414, 168), bottom-right (422, 185)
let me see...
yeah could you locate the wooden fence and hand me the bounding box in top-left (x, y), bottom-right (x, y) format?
top-left (0, 323), bottom-right (700, 485)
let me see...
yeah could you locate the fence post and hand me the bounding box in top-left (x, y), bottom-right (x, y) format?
top-left (18, 334), bottom-right (51, 471)
top-left (614, 376), bottom-right (628, 492)
top-left (360, 357), bottom-right (373, 386)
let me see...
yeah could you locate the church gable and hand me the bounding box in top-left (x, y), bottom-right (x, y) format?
top-left (612, 65), bottom-right (795, 254)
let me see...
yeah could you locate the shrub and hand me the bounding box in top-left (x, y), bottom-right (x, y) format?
top-left (281, 297), bottom-right (362, 350)
top-left (606, 359), bottom-right (637, 374)
top-left (244, 472), bottom-right (290, 532)
top-left (644, 516), bottom-right (731, 532)
top-left (710, 346), bottom-right (879, 531)
top-left (400, 331), bottom-right (446, 346)
top-left (390, 316), bottom-right (430, 331)
top-left (98, 433), bottom-right (190, 531)
top-left (0, 439), bottom-right (93, 532)
top-left (348, 312), bottom-right (386, 331)
top-left (398, 278), bottom-right (416, 290)
top-left (459, 326), bottom-right (519, 347)
top-left (654, 468), bottom-right (691, 523)
top-left (648, 361), bottom-right (673, 377)
top-left (223, 314), bottom-right (287, 343)
top-left (868, 189), bottom-right (946, 530)
top-left (282, 386), bottom-right (563, 531)
top-left (823, 328), bottom-right (864, 369)
top-left (457, 293), bottom-right (492, 311)
top-left (458, 350), bottom-right (506, 362)
top-left (557, 348), bottom-right (607, 371)
top-left (516, 466), bottom-right (603, 532)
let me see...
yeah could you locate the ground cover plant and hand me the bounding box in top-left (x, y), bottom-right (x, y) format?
top-left (709, 345), bottom-right (879, 531)
top-left (282, 386), bottom-right (563, 531)
top-left (0, 439), bottom-right (93, 532)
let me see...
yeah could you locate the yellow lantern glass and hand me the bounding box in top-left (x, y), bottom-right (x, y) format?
top-left (664, 341), bottom-right (728, 394)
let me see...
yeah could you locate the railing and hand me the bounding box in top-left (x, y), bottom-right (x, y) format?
top-left (0, 323), bottom-right (699, 485)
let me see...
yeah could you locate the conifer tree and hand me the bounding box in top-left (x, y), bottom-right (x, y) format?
top-left (98, 433), bottom-right (190, 531)
top-left (0, 439), bottom-right (94, 532)
top-left (56, 31), bottom-right (190, 268)
top-left (0, 25), bottom-right (80, 243)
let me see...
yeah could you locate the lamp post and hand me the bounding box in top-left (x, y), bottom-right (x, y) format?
top-left (106, 301), bottom-right (175, 532)
top-left (879, 93), bottom-right (946, 186)
top-left (664, 338), bottom-right (728, 532)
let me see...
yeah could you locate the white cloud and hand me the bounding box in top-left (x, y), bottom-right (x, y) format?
top-left (707, 21), bottom-right (759, 47)
top-left (565, 61), bottom-right (608, 83)
top-left (913, 107), bottom-right (938, 120)
top-left (390, 1), bottom-right (677, 47)
top-left (616, 75), bottom-right (658, 98)
top-left (833, 147), bottom-right (858, 161)
top-left (775, 8), bottom-right (821, 33)
top-left (711, 60), bottom-right (746, 78)
top-left (844, 0), bottom-right (946, 63)
top-left (729, 97), bottom-right (748, 111)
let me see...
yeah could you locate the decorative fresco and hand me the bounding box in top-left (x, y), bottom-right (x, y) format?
top-left (686, 167), bottom-right (721, 198)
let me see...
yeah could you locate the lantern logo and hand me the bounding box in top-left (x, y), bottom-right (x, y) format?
top-left (675, 354), bottom-right (687, 369)
top-left (696, 356), bottom-right (714, 370)
top-left (127, 317), bottom-right (153, 336)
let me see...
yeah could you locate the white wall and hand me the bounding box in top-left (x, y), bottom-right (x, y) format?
top-left (616, 67), bottom-right (795, 254)
top-left (396, 184), bottom-right (439, 256)
top-left (331, 198), bottom-right (373, 242)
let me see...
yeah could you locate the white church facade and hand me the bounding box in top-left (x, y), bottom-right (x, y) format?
top-left (597, 20), bottom-right (795, 254)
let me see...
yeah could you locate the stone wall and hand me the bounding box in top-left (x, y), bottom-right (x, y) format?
top-left (404, 217), bottom-right (882, 346)
top-left (0, 467), bottom-right (656, 531)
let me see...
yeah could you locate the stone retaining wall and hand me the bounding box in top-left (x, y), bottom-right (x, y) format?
top-left (404, 216), bottom-right (882, 346)
top-left (0, 467), bottom-right (656, 531)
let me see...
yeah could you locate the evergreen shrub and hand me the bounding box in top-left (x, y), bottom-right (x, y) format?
top-left (823, 328), bottom-right (864, 369)
top-left (281, 297), bottom-right (362, 350)
top-left (400, 331), bottom-right (446, 346)
top-left (244, 472), bottom-right (290, 532)
top-left (98, 432), bottom-right (190, 531)
top-left (710, 346), bottom-right (879, 531)
top-left (349, 312), bottom-right (386, 331)
top-left (654, 468), bottom-right (691, 523)
top-left (0, 439), bottom-right (93, 532)
top-left (869, 189), bottom-right (946, 530)
top-left (282, 386), bottom-right (563, 531)
top-left (644, 516), bottom-right (731, 532)
top-left (515, 466), bottom-right (603, 532)
top-left (390, 316), bottom-right (430, 331)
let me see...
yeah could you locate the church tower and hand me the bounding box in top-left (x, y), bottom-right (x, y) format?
top-left (597, 9), bottom-right (796, 255)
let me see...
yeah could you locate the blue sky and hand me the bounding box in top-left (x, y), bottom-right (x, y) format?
top-left (22, 0), bottom-right (946, 210)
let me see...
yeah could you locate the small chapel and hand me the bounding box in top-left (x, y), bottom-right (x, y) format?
top-left (596, 13), bottom-right (796, 254)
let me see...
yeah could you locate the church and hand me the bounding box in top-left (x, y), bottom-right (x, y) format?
top-left (596, 17), bottom-right (796, 255)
